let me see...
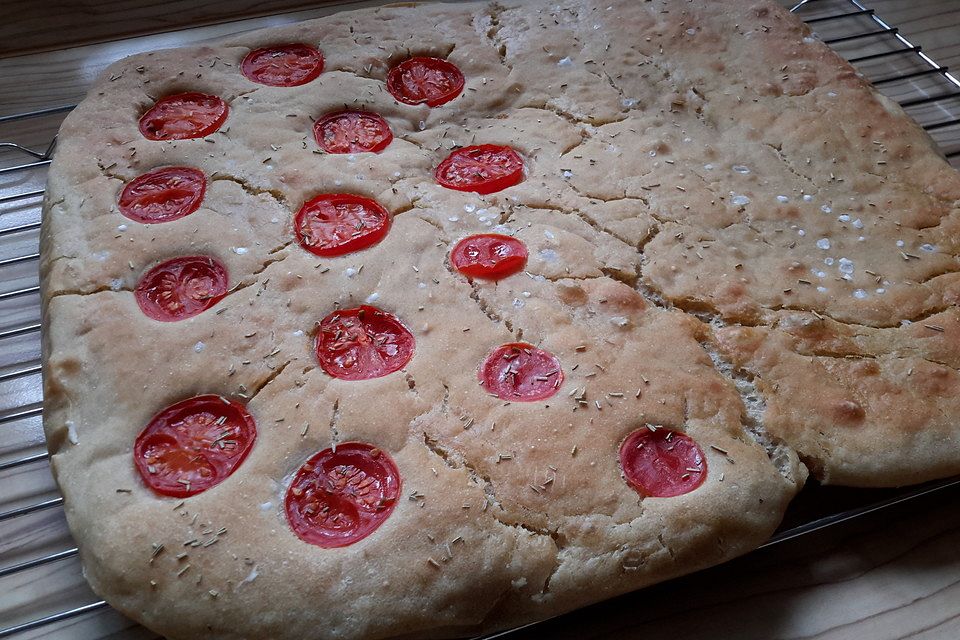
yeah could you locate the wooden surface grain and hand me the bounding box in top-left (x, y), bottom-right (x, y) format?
top-left (0, 1), bottom-right (958, 638)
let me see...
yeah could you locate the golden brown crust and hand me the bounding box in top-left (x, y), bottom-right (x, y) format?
top-left (39, 0), bottom-right (960, 638)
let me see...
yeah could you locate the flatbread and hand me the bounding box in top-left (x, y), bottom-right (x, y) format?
top-left (40, 0), bottom-right (959, 638)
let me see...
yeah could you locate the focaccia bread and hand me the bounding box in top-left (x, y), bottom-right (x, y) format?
top-left (39, 0), bottom-right (960, 638)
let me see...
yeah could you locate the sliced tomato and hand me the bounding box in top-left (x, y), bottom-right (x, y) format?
top-left (241, 43), bottom-right (324, 86)
top-left (135, 256), bottom-right (228, 322)
top-left (450, 234), bottom-right (528, 280)
top-left (316, 306), bottom-right (415, 380)
top-left (386, 57), bottom-right (464, 107)
top-left (619, 427), bottom-right (707, 498)
top-left (294, 193), bottom-right (391, 257)
top-left (313, 111), bottom-right (393, 154)
top-left (134, 395), bottom-right (257, 498)
top-left (285, 442), bottom-right (401, 548)
top-left (435, 144), bottom-right (524, 194)
top-left (139, 92), bottom-right (228, 141)
top-left (118, 167), bottom-right (207, 224)
top-left (479, 342), bottom-right (563, 402)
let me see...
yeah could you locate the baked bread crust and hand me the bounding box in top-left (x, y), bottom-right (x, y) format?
top-left (39, 0), bottom-right (958, 638)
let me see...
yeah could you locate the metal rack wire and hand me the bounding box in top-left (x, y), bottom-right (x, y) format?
top-left (0, 0), bottom-right (959, 636)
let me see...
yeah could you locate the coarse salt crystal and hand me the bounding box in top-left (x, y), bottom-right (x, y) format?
top-left (66, 421), bottom-right (79, 445)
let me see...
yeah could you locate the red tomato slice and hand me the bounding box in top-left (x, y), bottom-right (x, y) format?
top-left (294, 193), bottom-right (391, 257)
top-left (479, 343), bottom-right (563, 401)
top-left (241, 43), bottom-right (325, 87)
top-left (450, 234), bottom-right (528, 280)
top-left (118, 167), bottom-right (207, 224)
top-left (134, 395), bottom-right (257, 498)
top-left (315, 306), bottom-right (415, 380)
top-left (435, 144), bottom-right (524, 194)
top-left (135, 256), bottom-right (229, 322)
top-left (313, 111), bottom-right (394, 154)
top-left (139, 92), bottom-right (228, 141)
top-left (386, 56), bottom-right (464, 107)
top-left (285, 442), bottom-right (401, 548)
top-left (619, 427), bottom-right (707, 498)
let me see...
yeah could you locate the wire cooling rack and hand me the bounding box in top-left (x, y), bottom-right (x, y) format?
top-left (1, 0), bottom-right (959, 637)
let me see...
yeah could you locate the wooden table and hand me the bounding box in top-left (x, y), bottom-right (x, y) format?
top-left (0, 1), bottom-right (957, 639)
